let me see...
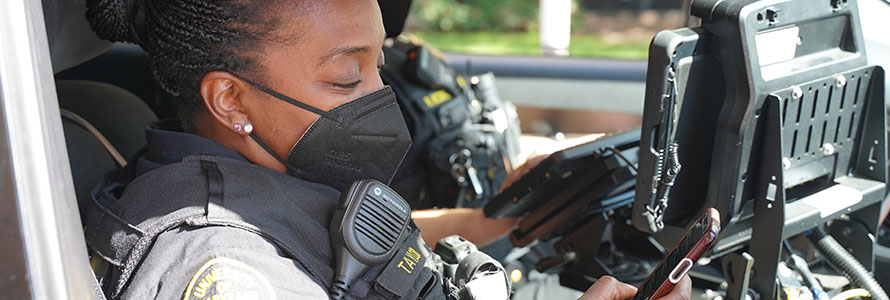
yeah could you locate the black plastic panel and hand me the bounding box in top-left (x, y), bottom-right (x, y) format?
top-left (778, 68), bottom-right (873, 188)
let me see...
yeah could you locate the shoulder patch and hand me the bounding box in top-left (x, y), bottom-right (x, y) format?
top-left (183, 257), bottom-right (276, 300)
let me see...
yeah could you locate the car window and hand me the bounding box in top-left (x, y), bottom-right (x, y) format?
top-left (407, 0), bottom-right (688, 60)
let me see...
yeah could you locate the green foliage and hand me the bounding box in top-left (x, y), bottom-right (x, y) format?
top-left (413, 31), bottom-right (649, 60)
top-left (410, 0), bottom-right (539, 31)
top-left (407, 0), bottom-right (651, 60)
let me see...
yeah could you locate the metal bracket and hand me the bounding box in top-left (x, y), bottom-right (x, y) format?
top-left (748, 96), bottom-right (787, 300)
top-left (723, 252), bottom-right (755, 300)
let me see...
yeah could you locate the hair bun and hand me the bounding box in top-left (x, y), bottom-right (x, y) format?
top-left (85, 0), bottom-right (138, 43)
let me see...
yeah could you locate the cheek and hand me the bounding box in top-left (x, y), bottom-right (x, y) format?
top-left (258, 101), bottom-right (320, 155)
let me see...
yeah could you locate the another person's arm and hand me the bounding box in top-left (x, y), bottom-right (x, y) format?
top-left (412, 154), bottom-right (547, 246)
top-left (412, 133), bottom-right (603, 247)
top-left (413, 207), bottom-right (518, 247)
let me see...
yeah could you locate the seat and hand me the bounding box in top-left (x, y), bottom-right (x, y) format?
top-left (56, 80), bottom-right (158, 220)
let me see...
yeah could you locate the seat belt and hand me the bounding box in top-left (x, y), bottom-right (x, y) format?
top-left (60, 108), bottom-right (127, 168)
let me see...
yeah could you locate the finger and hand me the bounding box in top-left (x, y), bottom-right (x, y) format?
top-left (513, 154), bottom-right (546, 178)
top-left (655, 275), bottom-right (692, 300)
top-left (578, 276), bottom-right (638, 300)
top-left (523, 154), bottom-right (547, 170)
top-left (497, 154), bottom-right (548, 193)
top-left (513, 155), bottom-right (544, 176)
top-left (497, 171), bottom-right (522, 193)
top-left (614, 280), bottom-right (638, 300)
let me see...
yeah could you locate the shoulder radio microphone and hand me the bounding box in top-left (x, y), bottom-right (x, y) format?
top-left (329, 180), bottom-right (413, 300)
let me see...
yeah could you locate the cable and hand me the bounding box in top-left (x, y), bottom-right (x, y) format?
top-left (830, 289), bottom-right (871, 300)
top-left (605, 146), bottom-right (638, 171)
top-left (783, 240), bottom-right (829, 300)
top-left (807, 228), bottom-right (889, 300)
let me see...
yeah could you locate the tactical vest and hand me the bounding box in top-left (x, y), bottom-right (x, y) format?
top-left (84, 154), bottom-right (446, 300)
top-left (383, 43), bottom-right (516, 210)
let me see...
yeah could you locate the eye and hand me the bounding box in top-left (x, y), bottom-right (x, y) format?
top-left (332, 80), bottom-right (362, 89)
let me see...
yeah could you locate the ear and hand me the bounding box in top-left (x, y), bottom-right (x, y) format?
top-left (200, 71), bottom-right (252, 135)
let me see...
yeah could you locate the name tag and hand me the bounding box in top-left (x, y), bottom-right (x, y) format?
top-left (374, 229), bottom-right (434, 298)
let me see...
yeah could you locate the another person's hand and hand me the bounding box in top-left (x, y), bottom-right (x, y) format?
top-left (414, 153), bottom-right (548, 247)
top-left (577, 275), bottom-right (692, 300)
top-left (498, 153), bottom-right (547, 194)
top-left (414, 134), bottom-right (606, 247)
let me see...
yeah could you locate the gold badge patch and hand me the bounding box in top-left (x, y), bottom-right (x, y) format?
top-left (183, 257), bottom-right (276, 300)
top-left (422, 90), bottom-right (453, 108)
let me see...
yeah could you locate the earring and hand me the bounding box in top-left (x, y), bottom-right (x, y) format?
top-left (243, 123), bottom-right (254, 134)
top-left (233, 123), bottom-right (243, 133)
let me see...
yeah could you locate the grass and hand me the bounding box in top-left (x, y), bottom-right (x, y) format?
top-left (412, 31), bottom-right (650, 60)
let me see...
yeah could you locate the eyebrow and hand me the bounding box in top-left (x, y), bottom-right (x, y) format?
top-left (317, 46), bottom-right (371, 66)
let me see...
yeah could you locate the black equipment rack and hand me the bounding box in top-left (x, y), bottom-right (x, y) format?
top-left (485, 131), bottom-right (648, 290)
top-left (632, 0), bottom-right (886, 299)
top-left (486, 129), bottom-right (641, 218)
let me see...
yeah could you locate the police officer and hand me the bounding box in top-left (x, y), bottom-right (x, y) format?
top-left (82, 0), bottom-right (691, 299)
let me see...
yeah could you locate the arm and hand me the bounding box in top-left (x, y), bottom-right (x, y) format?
top-left (413, 208), bottom-right (518, 247)
top-left (123, 226), bottom-right (329, 299)
top-left (412, 154), bottom-right (547, 247)
top-left (412, 133), bottom-right (604, 248)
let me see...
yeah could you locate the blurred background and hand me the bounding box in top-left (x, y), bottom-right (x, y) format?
top-left (408, 0), bottom-right (686, 59)
top-left (400, 0), bottom-right (690, 136)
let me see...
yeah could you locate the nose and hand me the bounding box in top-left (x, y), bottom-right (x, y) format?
top-left (366, 68), bottom-right (385, 92)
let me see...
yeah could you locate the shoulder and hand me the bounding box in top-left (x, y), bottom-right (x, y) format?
top-left (121, 226), bottom-right (329, 299)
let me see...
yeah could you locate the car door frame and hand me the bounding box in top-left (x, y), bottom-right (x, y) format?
top-left (0, 0), bottom-right (97, 299)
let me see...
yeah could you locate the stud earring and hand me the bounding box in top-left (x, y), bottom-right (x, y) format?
top-left (243, 123), bottom-right (254, 134)
top-left (233, 123), bottom-right (243, 132)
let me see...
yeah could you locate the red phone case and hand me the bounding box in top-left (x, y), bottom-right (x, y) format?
top-left (632, 207), bottom-right (721, 300)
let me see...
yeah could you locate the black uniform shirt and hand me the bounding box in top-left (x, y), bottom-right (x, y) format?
top-left (118, 119), bottom-right (330, 299)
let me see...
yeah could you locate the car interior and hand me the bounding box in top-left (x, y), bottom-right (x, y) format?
top-left (45, 0), bottom-right (648, 227)
top-left (3, 0), bottom-right (890, 299)
top-left (48, 0), bottom-right (412, 224)
top-left (12, 0), bottom-right (651, 296)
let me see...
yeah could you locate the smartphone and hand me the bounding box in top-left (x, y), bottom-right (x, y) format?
top-left (631, 207), bottom-right (721, 300)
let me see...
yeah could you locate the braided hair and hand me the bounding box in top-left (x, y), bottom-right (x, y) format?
top-left (85, 0), bottom-right (291, 131)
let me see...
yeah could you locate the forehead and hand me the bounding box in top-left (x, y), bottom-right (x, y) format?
top-left (285, 0), bottom-right (385, 60)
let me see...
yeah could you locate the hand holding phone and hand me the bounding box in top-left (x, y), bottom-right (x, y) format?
top-left (632, 208), bottom-right (721, 300)
top-left (578, 276), bottom-right (637, 300)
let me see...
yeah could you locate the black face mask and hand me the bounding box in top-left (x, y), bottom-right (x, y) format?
top-left (236, 75), bottom-right (412, 191)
